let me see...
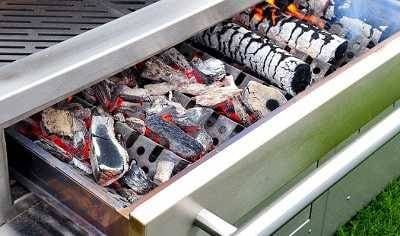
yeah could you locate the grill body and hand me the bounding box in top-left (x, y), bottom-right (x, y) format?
top-left (0, 1), bottom-right (399, 235)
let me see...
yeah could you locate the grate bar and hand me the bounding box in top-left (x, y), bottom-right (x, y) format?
top-left (0, 0), bottom-right (158, 64)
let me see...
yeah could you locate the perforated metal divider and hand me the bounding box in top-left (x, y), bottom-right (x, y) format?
top-left (0, 0), bottom-right (158, 66)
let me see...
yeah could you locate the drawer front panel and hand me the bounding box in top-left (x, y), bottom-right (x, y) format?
top-left (321, 132), bottom-right (400, 235)
top-left (130, 36), bottom-right (400, 236)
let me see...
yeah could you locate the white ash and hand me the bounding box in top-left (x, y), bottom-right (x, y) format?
top-left (113, 113), bottom-right (126, 123)
top-left (330, 16), bottom-right (382, 57)
top-left (297, 0), bottom-right (333, 18)
top-left (176, 82), bottom-right (222, 96)
top-left (119, 85), bottom-right (150, 102)
top-left (194, 22), bottom-right (311, 95)
top-left (191, 57), bottom-right (226, 82)
top-left (195, 87), bottom-right (242, 107)
top-left (125, 117), bottom-right (146, 135)
top-left (233, 8), bottom-right (348, 64)
top-left (159, 48), bottom-right (193, 72)
top-left (153, 160), bottom-right (175, 184)
top-left (42, 108), bottom-right (75, 138)
top-left (71, 119), bottom-right (87, 148)
top-left (144, 96), bottom-right (186, 116)
top-left (241, 81), bottom-right (287, 117)
top-left (144, 82), bottom-right (175, 96)
top-left (72, 158), bottom-right (93, 175)
top-left (141, 57), bottom-right (188, 85)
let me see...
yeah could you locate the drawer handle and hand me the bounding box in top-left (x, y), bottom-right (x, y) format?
top-left (195, 106), bottom-right (400, 236)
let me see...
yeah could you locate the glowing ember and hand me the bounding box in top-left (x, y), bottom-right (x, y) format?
top-left (265, 0), bottom-right (326, 28)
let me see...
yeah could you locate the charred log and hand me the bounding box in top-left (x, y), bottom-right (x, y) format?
top-left (145, 114), bottom-right (204, 162)
top-left (233, 3), bottom-right (348, 65)
top-left (193, 22), bottom-right (311, 95)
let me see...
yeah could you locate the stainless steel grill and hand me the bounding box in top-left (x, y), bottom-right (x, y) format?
top-left (0, 1), bottom-right (400, 236)
top-left (0, 0), bottom-right (156, 65)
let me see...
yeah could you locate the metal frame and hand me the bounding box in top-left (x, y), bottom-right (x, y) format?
top-left (0, 130), bottom-right (11, 224)
top-left (129, 33), bottom-right (400, 235)
top-left (0, 0), bottom-right (261, 128)
top-left (0, 0), bottom-right (261, 228)
top-left (193, 105), bottom-right (400, 235)
top-left (0, 1), bottom-right (400, 235)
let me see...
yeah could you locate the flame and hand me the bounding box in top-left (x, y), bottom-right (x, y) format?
top-left (265, 0), bottom-right (326, 29)
top-left (253, 6), bottom-right (265, 23)
top-left (286, 3), bottom-right (326, 28)
top-left (253, 4), bottom-right (279, 26)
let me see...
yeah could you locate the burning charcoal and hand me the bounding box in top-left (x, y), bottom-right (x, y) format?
top-left (92, 80), bottom-right (120, 111)
top-left (72, 158), bottom-right (93, 175)
top-left (81, 87), bottom-right (98, 104)
top-left (144, 96), bottom-right (186, 116)
top-left (298, 0), bottom-right (385, 58)
top-left (114, 121), bottom-right (141, 148)
top-left (145, 114), bottom-right (204, 162)
top-left (117, 188), bottom-right (139, 204)
top-left (94, 106), bottom-right (112, 118)
top-left (214, 96), bottom-right (255, 126)
top-left (113, 113), bottom-right (125, 123)
top-left (140, 57), bottom-right (188, 85)
top-left (35, 139), bottom-right (73, 162)
top-left (121, 163), bottom-right (155, 195)
top-left (119, 85), bottom-right (150, 102)
top-left (195, 87), bottom-right (242, 107)
top-left (153, 160), bottom-right (175, 184)
top-left (42, 108), bottom-right (75, 138)
top-left (191, 57), bottom-right (226, 84)
top-left (183, 107), bottom-right (213, 125)
top-left (176, 83), bottom-right (222, 96)
top-left (144, 82), bottom-right (175, 96)
top-left (241, 81), bottom-right (287, 118)
top-left (120, 68), bottom-right (138, 87)
top-left (90, 116), bottom-right (129, 186)
top-left (173, 107), bottom-right (214, 151)
top-left (193, 129), bottom-right (214, 152)
top-left (114, 101), bottom-right (145, 120)
top-left (233, 3), bottom-right (348, 65)
top-left (329, 17), bottom-right (383, 57)
top-left (125, 117), bottom-right (146, 135)
top-left (263, 0), bottom-right (328, 28)
top-left (71, 118), bottom-right (88, 149)
top-left (159, 48), bottom-right (199, 83)
top-left (72, 107), bottom-right (92, 121)
top-left (296, 0), bottom-right (331, 18)
top-left (194, 22), bottom-right (311, 95)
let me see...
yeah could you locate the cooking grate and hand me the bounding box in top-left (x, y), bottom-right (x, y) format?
top-left (101, 0), bottom-right (160, 14)
top-left (0, 0), bottom-right (157, 66)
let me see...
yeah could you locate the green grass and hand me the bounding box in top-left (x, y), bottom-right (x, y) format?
top-left (337, 177), bottom-right (400, 236)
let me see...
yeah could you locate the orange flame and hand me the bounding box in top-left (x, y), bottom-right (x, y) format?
top-left (286, 3), bottom-right (326, 28)
top-left (265, 0), bottom-right (326, 29)
top-left (253, 4), bottom-right (279, 26)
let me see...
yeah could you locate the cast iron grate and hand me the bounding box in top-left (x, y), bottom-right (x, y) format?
top-left (0, 0), bottom-right (158, 66)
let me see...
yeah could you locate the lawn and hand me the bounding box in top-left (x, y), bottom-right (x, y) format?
top-left (337, 177), bottom-right (400, 236)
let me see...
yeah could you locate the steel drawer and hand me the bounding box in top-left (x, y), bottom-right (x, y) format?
top-left (126, 34), bottom-right (400, 235)
top-left (1, 1), bottom-right (400, 235)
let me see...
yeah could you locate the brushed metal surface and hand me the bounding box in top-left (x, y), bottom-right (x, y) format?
top-left (0, 130), bottom-right (11, 224)
top-left (0, 0), bottom-right (261, 128)
top-left (321, 122), bottom-right (400, 235)
top-left (6, 129), bottom-right (130, 235)
top-left (129, 33), bottom-right (400, 235)
top-left (235, 105), bottom-right (400, 235)
top-left (0, 0), bottom-right (157, 65)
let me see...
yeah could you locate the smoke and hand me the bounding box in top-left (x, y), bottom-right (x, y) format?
top-left (332, 0), bottom-right (400, 40)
